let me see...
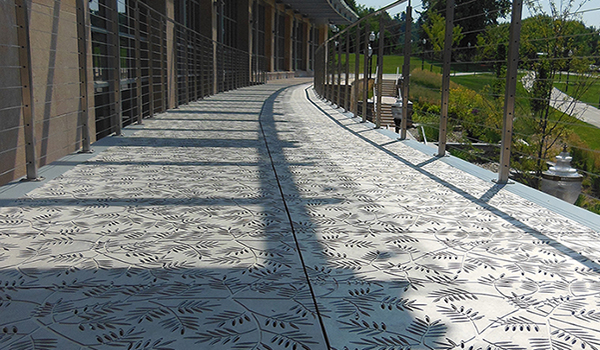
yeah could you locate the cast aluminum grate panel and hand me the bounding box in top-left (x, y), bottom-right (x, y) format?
top-left (0, 80), bottom-right (599, 350)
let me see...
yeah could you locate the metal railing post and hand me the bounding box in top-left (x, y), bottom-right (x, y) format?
top-left (160, 18), bottom-right (167, 111)
top-left (331, 44), bottom-right (336, 102)
top-left (324, 42), bottom-right (330, 100)
top-left (147, 9), bottom-right (155, 117)
top-left (184, 29), bottom-right (190, 104)
top-left (337, 38), bottom-right (343, 107)
top-left (353, 25), bottom-right (360, 117)
top-left (400, 1), bottom-right (412, 139)
top-left (328, 43), bottom-right (333, 101)
top-left (76, 0), bottom-right (92, 152)
top-left (194, 34), bottom-right (199, 100)
top-left (375, 15), bottom-right (384, 129)
top-left (498, 0), bottom-right (523, 183)
top-left (15, 0), bottom-right (39, 180)
top-left (110, 0), bottom-right (122, 135)
top-left (134, 1), bottom-right (143, 124)
top-left (437, 0), bottom-right (455, 156)
top-left (199, 37), bottom-right (205, 98)
top-left (362, 21), bottom-right (370, 122)
top-left (344, 32), bottom-right (350, 112)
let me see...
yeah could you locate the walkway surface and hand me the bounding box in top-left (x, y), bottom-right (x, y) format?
top-left (1, 79), bottom-right (600, 350)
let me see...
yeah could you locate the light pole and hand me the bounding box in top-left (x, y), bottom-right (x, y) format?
top-left (566, 49), bottom-right (573, 93)
top-left (466, 42), bottom-right (471, 72)
top-left (421, 38), bottom-right (426, 70)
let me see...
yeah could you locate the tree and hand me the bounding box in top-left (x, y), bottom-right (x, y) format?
top-left (343, 0), bottom-right (360, 14)
top-left (422, 12), bottom-right (464, 60)
top-left (420, 0), bottom-right (511, 54)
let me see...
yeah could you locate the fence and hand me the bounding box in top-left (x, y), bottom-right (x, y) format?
top-left (314, 0), bottom-right (600, 212)
top-left (0, 0), bottom-right (266, 186)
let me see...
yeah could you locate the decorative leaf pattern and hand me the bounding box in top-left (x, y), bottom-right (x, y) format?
top-left (0, 81), bottom-right (598, 349)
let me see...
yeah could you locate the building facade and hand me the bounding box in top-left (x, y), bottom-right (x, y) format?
top-left (0, 0), bottom-right (357, 185)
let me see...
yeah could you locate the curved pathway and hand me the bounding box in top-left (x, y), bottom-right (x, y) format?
top-left (0, 79), bottom-right (599, 349)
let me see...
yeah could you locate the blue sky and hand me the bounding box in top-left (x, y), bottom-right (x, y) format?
top-left (354, 0), bottom-right (599, 27)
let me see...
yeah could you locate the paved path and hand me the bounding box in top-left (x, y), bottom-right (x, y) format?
top-left (522, 71), bottom-right (600, 128)
top-left (551, 87), bottom-right (600, 128)
top-left (1, 79), bottom-right (600, 349)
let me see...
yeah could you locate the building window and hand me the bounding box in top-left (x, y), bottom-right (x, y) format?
top-left (217, 0), bottom-right (238, 47)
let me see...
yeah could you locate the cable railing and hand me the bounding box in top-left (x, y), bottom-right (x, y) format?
top-left (314, 0), bottom-right (600, 213)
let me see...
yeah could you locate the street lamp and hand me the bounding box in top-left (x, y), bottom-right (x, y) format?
top-left (368, 31), bottom-right (375, 82)
top-left (369, 31), bottom-right (376, 43)
top-left (566, 49), bottom-right (573, 93)
top-left (421, 38), bottom-right (426, 70)
top-left (467, 42), bottom-right (471, 72)
top-left (368, 44), bottom-right (373, 81)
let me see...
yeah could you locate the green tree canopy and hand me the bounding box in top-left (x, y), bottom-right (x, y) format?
top-left (420, 0), bottom-right (511, 50)
top-left (422, 11), bottom-right (464, 59)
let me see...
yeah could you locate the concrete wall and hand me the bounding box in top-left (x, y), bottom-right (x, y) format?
top-left (0, 0), bottom-right (26, 185)
top-left (0, 0), bottom-right (95, 185)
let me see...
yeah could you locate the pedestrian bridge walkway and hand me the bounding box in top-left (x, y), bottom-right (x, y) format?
top-left (1, 79), bottom-right (600, 350)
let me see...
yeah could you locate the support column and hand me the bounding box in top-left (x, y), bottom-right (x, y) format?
top-left (234, 0), bottom-right (251, 86)
top-left (304, 21), bottom-right (311, 72)
top-left (14, 0), bottom-right (39, 180)
top-left (284, 12), bottom-right (293, 72)
top-left (218, 0), bottom-right (224, 92)
top-left (437, 0), bottom-right (455, 156)
top-left (166, 0), bottom-right (177, 107)
top-left (265, 5), bottom-right (275, 72)
top-left (251, 0), bottom-right (257, 84)
top-left (498, 0), bottom-right (523, 183)
top-left (147, 8), bottom-right (155, 116)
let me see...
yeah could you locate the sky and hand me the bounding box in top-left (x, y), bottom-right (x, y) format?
top-left (354, 0), bottom-right (600, 28)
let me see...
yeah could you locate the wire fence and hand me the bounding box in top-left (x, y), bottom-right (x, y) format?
top-left (315, 0), bottom-right (600, 213)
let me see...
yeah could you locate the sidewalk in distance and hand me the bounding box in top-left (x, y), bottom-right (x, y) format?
top-left (0, 79), bottom-right (599, 349)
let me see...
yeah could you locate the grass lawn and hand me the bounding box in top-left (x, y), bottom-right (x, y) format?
top-left (554, 74), bottom-right (600, 107)
top-left (343, 54), bottom-right (444, 74)
top-left (449, 73), bottom-right (497, 93)
top-left (569, 116), bottom-right (600, 150)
